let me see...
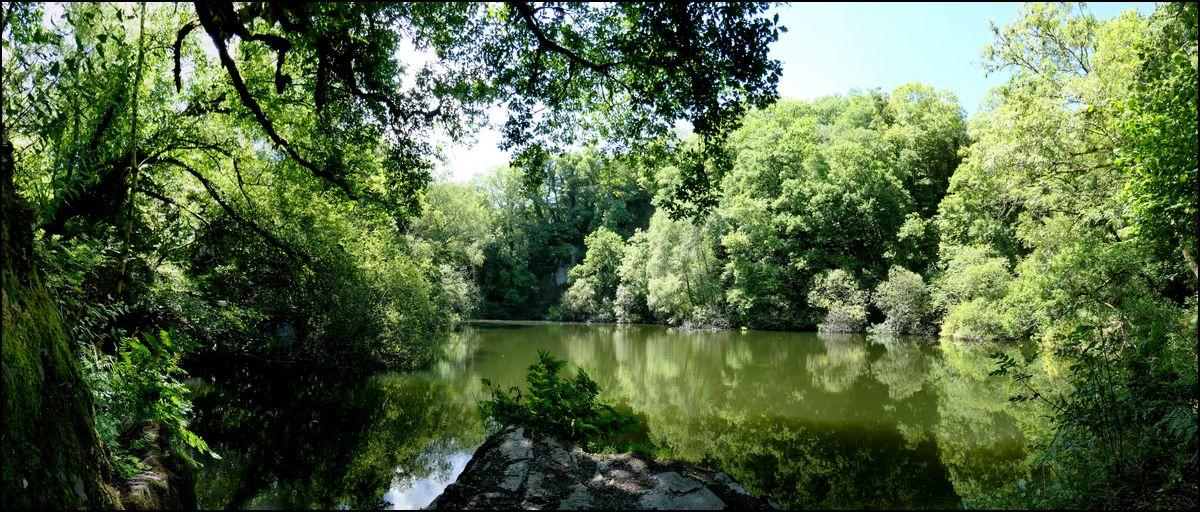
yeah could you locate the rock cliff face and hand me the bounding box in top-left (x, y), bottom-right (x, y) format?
top-left (428, 426), bottom-right (775, 510)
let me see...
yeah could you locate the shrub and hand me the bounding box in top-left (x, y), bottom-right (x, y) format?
top-left (871, 266), bottom-right (935, 335)
top-left (478, 351), bottom-right (635, 450)
top-left (938, 297), bottom-right (1015, 342)
top-left (808, 269), bottom-right (870, 333)
top-left (930, 245), bottom-right (1012, 314)
top-left (684, 303), bottom-right (731, 330)
top-left (83, 330), bottom-right (218, 474)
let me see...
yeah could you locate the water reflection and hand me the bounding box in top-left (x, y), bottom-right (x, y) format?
top-left (190, 367), bottom-right (484, 509)
top-left (382, 450), bottom-right (471, 510)
top-left (190, 322), bottom-right (1046, 509)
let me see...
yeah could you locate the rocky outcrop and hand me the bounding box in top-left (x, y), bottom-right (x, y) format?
top-left (117, 421), bottom-right (197, 510)
top-left (428, 426), bottom-right (775, 510)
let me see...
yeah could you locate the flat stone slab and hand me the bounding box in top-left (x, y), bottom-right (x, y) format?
top-left (638, 472), bottom-right (725, 510)
top-left (427, 426), bottom-right (775, 510)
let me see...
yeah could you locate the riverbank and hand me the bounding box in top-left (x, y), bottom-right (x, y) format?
top-left (429, 426), bottom-right (776, 510)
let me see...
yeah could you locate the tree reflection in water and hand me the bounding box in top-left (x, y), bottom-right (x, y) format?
top-left (190, 364), bottom-right (483, 509)
top-left (190, 323), bottom-right (1047, 509)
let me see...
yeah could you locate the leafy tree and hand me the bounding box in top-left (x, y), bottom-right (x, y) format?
top-left (404, 182), bottom-right (493, 323)
top-left (951, 3), bottom-right (1199, 507)
top-left (716, 87), bottom-right (966, 329)
top-left (175, 2), bottom-right (782, 212)
top-left (882, 83), bottom-right (968, 218)
top-left (488, 85), bottom-right (967, 330)
top-left (807, 269), bottom-right (870, 333)
top-left (620, 210), bottom-right (725, 327)
top-left (930, 245), bottom-right (1014, 341)
top-left (562, 227), bottom-right (626, 322)
top-left (871, 266), bottom-right (935, 335)
top-left (477, 152), bottom-right (653, 320)
top-left (1118, 2), bottom-right (1199, 282)
top-left (4, 0), bottom-right (783, 356)
top-left (614, 230), bottom-right (653, 324)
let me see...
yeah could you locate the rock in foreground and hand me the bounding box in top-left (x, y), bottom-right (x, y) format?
top-left (428, 426), bottom-right (775, 510)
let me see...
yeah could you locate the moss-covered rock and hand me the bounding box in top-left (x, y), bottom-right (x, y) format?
top-left (2, 137), bottom-right (120, 509)
top-left (2, 230), bottom-right (118, 506)
top-left (117, 421), bottom-right (197, 510)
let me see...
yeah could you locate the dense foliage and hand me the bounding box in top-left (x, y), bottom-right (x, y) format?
top-left (495, 84), bottom-right (966, 330)
top-left (84, 329), bottom-right (218, 476)
top-left (479, 351), bottom-right (636, 450)
top-left (467, 3), bottom-right (1196, 508)
top-left (971, 4), bottom-right (1198, 507)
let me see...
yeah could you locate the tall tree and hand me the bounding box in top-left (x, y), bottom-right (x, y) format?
top-left (183, 1), bottom-right (782, 217)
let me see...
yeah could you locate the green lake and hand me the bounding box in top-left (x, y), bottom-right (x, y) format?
top-left (191, 321), bottom-right (1046, 509)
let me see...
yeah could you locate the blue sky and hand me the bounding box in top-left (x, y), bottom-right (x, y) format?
top-left (771, 2), bottom-right (1153, 115)
top-left (438, 2), bottom-right (1155, 182)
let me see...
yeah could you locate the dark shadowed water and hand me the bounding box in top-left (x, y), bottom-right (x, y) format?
top-left (190, 321), bottom-right (1045, 509)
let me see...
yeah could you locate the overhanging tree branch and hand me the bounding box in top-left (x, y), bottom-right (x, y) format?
top-left (160, 156), bottom-right (307, 263)
top-left (173, 19), bottom-right (200, 92)
top-left (136, 184), bottom-right (209, 226)
top-left (193, 4), bottom-right (358, 199)
top-left (509, 2), bottom-right (615, 74)
top-left (508, 0), bottom-right (633, 95)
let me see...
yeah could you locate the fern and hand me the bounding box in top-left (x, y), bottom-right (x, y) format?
top-left (479, 351), bottom-right (636, 450)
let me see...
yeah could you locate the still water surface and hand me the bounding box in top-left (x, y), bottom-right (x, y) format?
top-left (192, 321), bottom-right (1044, 509)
